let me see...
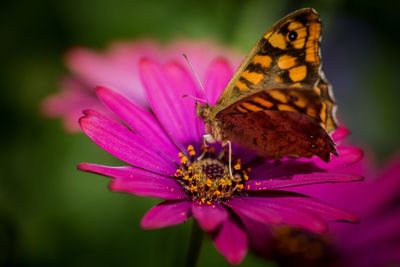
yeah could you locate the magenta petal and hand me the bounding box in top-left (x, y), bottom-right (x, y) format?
top-left (141, 200), bottom-right (191, 229)
top-left (96, 86), bottom-right (179, 159)
top-left (332, 127), bottom-right (350, 143)
top-left (366, 156), bottom-right (400, 213)
top-left (227, 196), bottom-right (328, 233)
top-left (66, 47), bottom-right (148, 107)
top-left (140, 59), bottom-right (201, 149)
top-left (314, 146), bottom-right (364, 170)
top-left (78, 163), bottom-right (187, 200)
top-left (337, 211), bottom-right (400, 252)
top-left (245, 172), bottom-right (363, 190)
top-left (191, 203), bottom-right (228, 232)
top-left (250, 159), bottom-right (323, 180)
top-left (204, 58), bottom-right (233, 105)
top-left (274, 196), bottom-right (359, 222)
top-left (79, 110), bottom-right (175, 175)
top-left (213, 217), bottom-right (248, 265)
top-left (41, 78), bottom-right (102, 132)
top-left (164, 61), bottom-right (204, 142)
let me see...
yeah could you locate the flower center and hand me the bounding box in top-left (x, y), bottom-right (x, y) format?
top-left (174, 145), bottom-right (249, 204)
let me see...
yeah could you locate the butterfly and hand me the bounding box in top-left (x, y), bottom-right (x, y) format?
top-left (197, 8), bottom-right (338, 162)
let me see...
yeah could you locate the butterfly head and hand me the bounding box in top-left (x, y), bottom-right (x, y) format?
top-left (196, 102), bottom-right (211, 120)
top-left (196, 102), bottom-right (223, 141)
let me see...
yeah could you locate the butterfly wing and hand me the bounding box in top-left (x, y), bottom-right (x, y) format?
top-left (215, 8), bottom-right (337, 132)
top-left (316, 74), bottom-right (337, 132)
top-left (215, 88), bottom-right (337, 161)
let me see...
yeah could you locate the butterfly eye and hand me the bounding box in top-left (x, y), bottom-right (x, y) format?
top-left (288, 31), bottom-right (298, 41)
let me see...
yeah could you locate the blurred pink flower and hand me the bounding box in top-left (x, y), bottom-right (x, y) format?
top-left (77, 55), bottom-right (364, 264)
top-left (249, 152), bottom-right (400, 267)
top-left (41, 39), bottom-right (242, 131)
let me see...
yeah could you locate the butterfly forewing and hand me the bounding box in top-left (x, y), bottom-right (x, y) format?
top-left (216, 8), bottom-right (324, 110)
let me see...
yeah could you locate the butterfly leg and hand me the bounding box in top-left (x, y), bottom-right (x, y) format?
top-left (222, 140), bottom-right (234, 180)
top-left (197, 134), bottom-right (215, 160)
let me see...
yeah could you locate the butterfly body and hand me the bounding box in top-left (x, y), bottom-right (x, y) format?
top-left (197, 8), bottom-right (338, 162)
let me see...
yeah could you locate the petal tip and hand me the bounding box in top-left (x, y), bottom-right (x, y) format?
top-left (76, 163), bottom-right (88, 171)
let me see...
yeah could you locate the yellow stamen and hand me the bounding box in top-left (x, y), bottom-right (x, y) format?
top-left (234, 163), bottom-right (241, 170)
top-left (180, 156), bottom-right (188, 165)
top-left (220, 179), bottom-right (226, 186)
top-left (214, 190), bottom-right (221, 196)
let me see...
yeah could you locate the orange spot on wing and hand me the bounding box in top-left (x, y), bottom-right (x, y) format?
top-left (253, 55), bottom-right (272, 68)
top-left (236, 105), bottom-right (248, 113)
top-left (289, 65), bottom-right (307, 82)
top-left (291, 93), bottom-right (308, 108)
top-left (306, 47), bottom-right (318, 63)
top-left (277, 104), bottom-right (297, 112)
top-left (241, 70), bottom-right (264, 84)
top-left (320, 103), bottom-right (327, 123)
top-left (269, 90), bottom-right (288, 103)
top-left (252, 96), bottom-right (274, 108)
top-left (277, 55), bottom-right (297, 69)
top-left (288, 21), bottom-right (303, 31)
top-left (269, 32), bottom-right (287, 49)
top-left (235, 80), bottom-right (247, 91)
top-left (307, 106), bottom-right (317, 117)
top-left (241, 102), bottom-right (263, 112)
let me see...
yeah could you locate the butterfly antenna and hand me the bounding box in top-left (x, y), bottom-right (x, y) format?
top-left (182, 94), bottom-right (207, 103)
top-left (182, 53), bottom-right (209, 103)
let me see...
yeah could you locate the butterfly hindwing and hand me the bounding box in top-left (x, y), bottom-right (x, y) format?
top-left (216, 108), bottom-right (337, 162)
top-left (215, 88), bottom-right (338, 161)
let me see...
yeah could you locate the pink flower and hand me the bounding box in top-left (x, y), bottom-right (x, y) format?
top-left (249, 152), bottom-right (400, 267)
top-left (77, 54), bottom-right (364, 264)
top-left (41, 39), bottom-right (242, 132)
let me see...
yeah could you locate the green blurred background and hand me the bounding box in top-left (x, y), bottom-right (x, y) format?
top-left (1, 0), bottom-right (399, 266)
